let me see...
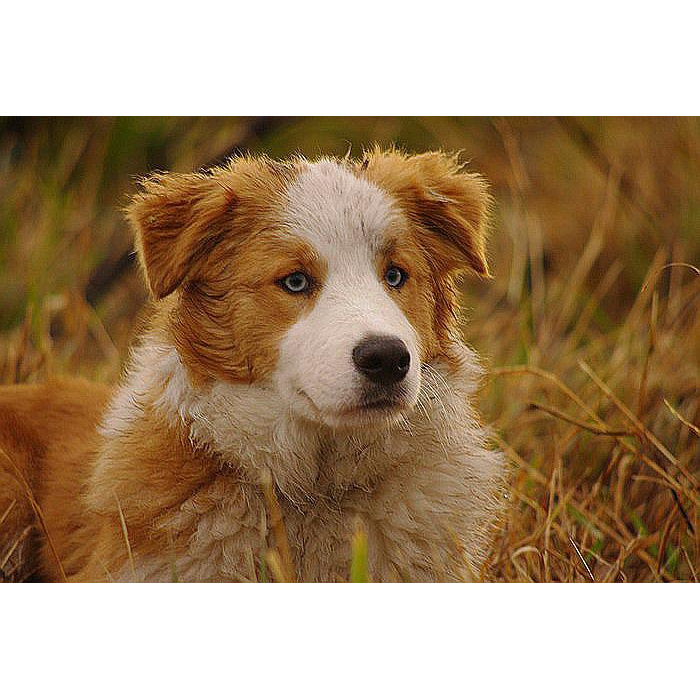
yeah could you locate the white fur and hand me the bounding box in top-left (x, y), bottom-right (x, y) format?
top-left (98, 342), bottom-right (186, 440)
top-left (280, 160), bottom-right (420, 426)
top-left (103, 334), bottom-right (505, 582)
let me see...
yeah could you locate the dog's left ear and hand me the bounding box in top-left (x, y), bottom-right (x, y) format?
top-left (362, 149), bottom-right (491, 277)
top-left (126, 171), bottom-right (234, 299)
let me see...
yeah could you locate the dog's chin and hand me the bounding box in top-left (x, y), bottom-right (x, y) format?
top-left (291, 389), bottom-right (414, 431)
top-left (326, 400), bottom-right (411, 430)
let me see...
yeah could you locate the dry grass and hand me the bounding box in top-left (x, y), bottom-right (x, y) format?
top-left (1, 116), bottom-right (698, 582)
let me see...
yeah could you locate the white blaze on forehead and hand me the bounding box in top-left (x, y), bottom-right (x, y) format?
top-left (275, 158), bottom-right (421, 423)
top-left (284, 159), bottom-right (395, 257)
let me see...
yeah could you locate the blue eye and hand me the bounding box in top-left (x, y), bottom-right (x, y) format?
top-left (281, 272), bottom-right (310, 293)
top-left (385, 266), bottom-right (406, 288)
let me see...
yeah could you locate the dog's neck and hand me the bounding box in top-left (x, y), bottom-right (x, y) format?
top-left (99, 331), bottom-right (483, 506)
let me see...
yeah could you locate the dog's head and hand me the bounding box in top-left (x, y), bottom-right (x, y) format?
top-left (127, 149), bottom-right (490, 429)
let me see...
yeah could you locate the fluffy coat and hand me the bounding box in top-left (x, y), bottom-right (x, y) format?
top-left (0, 148), bottom-right (506, 582)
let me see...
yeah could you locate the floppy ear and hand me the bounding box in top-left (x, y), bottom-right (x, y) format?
top-left (361, 148), bottom-right (491, 277)
top-left (126, 171), bottom-right (235, 299)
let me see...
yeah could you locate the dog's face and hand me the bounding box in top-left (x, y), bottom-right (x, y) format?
top-left (127, 150), bottom-right (490, 429)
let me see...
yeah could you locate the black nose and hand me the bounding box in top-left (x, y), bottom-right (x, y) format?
top-left (352, 335), bottom-right (410, 385)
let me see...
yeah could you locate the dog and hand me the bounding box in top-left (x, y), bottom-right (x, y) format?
top-left (0, 148), bottom-right (506, 582)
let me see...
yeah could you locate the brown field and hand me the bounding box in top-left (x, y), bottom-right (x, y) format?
top-left (0, 116), bottom-right (698, 582)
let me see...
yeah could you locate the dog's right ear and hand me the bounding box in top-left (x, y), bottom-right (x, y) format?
top-left (360, 147), bottom-right (492, 278)
top-left (126, 172), bottom-right (235, 299)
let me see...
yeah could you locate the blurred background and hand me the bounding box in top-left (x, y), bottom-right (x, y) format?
top-left (1, 116), bottom-right (698, 581)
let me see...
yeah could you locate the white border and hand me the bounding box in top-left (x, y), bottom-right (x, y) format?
top-left (2, 2), bottom-right (698, 114)
top-left (2, 584), bottom-right (697, 698)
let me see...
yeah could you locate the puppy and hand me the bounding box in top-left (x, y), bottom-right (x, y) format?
top-left (0, 148), bottom-right (506, 582)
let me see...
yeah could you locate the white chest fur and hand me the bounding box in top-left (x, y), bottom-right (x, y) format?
top-left (104, 338), bottom-right (505, 582)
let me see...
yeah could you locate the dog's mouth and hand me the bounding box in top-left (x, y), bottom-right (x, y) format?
top-left (295, 389), bottom-right (411, 426)
top-left (342, 396), bottom-right (405, 414)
